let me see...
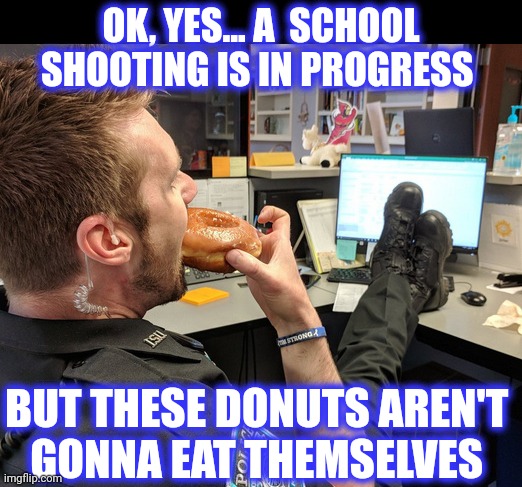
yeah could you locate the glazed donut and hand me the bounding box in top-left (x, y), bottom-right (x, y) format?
top-left (182, 207), bottom-right (262, 274)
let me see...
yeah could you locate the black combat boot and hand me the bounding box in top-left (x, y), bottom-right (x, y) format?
top-left (409, 210), bottom-right (453, 313)
top-left (370, 182), bottom-right (424, 279)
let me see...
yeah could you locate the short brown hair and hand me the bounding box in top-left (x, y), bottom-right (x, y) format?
top-left (0, 56), bottom-right (154, 293)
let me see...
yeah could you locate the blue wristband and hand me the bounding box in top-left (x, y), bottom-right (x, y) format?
top-left (277, 326), bottom-right (327, 348)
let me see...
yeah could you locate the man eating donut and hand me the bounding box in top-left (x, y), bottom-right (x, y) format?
top-left (0, 55), bottom-right (451, 487)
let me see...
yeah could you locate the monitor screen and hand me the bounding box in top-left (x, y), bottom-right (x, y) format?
top-left (336, 154), bottom-right (488, 254)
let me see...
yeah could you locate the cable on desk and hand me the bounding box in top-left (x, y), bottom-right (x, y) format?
top-left (454, 281), bottom-right (473, 292)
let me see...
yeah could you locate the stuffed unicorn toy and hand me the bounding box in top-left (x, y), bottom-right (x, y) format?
top-left (300, 100), bottom-right (357, 168)
top-left (300, 124), bottom-right (348, 168)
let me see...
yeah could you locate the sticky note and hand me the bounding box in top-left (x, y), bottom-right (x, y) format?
top-left (181, 287), bottom-right (230, 306)
top-left (229, 156), bottom-right (247, 176)
top-left (212, 156), bottom-right (247, 177)
top-left (212, 156), bottom-right (231, 177)
top-left (336, 239), bottom-right (357, 261)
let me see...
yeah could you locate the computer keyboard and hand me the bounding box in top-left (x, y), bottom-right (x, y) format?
top-left (326, 266), bottom-right (372, 285)
top-left (184, 266), bottom-right (243, 285)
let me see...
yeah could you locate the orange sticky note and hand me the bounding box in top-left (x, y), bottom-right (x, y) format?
top-left (212, 156), bottom-right (230, 177)
top-left (181, 287), bottom-right (230, 306)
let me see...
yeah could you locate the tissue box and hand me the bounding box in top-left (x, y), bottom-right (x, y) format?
top-left (479, 203), bottom-right (522, 273)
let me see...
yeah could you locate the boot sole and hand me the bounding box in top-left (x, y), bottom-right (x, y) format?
top-left (421, 210), bottom-right (453, 312)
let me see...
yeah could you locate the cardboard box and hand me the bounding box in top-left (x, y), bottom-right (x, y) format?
top-left (479, 203), bottom-right (522, 273)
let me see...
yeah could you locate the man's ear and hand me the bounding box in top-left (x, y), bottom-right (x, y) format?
top-left (76, 214), bottom-right (131, 265)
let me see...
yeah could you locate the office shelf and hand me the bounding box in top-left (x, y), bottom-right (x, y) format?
top-left (248, 164), bottom-right (339, 179)
top-left (250, 89), bottom-right (292, 142)
top-left (315, 89), bottom-right (429, 146)
top-left (205, 91), bottom-right (236, 140)
top-left (486, 172), bottom-right (522, 185)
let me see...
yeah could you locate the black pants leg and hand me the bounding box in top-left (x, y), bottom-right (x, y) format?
top-left (335, 272), bottom-right (418, 388)
top-left (333, 273), bottom-right (414, 487)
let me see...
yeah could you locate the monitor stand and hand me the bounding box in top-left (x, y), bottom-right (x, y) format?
top-left (446, 252), bottom-right (479, 267)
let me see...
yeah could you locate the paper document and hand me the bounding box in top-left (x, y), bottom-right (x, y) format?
top-left (486, 284), bottom-right (522, 295)
top-left (297, 198), bottom-right (360, 273)
top-left (207, 178), bottom-right (249, 220)
top-left (333, 283), bottom-right (368, 312)
top-left (297, 199), bottom-right (337, 273)
top-left (190, 178), bottom-right (250, 221)
top-left (191, 179), bottom-right (209, 207)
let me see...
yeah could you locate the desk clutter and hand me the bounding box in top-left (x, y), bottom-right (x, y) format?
top-left (494, 272), bottom-right (522, 289)
top-left (482, 299), bottom-right (522, 335)
top-left (297, 198), bottom-right (361, 273)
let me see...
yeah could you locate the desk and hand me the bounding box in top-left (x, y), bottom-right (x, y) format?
top-left (316, 262), bottom-right (522, 380)
top-left (417, 263), bottom-right (522, 380)
top-left (144, 275), bottom-right (337, 336)
top-left (144, 263), bottom-right (522, 380)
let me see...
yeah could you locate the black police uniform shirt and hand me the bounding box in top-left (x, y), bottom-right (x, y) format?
top-left (0, 286), bottom-right (231, 486)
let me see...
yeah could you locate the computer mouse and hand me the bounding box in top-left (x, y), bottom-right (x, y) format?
top-left (460, 290), bottom-right (487, 306)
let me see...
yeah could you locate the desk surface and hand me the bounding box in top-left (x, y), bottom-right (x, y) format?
top-left (144, 263), bottom-right (522, 379)
top-left (416, 263), bottom-right (522, 379)
top-left (144, 275), bottom-right (337, 335)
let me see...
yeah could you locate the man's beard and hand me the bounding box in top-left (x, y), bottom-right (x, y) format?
top-left (132, 234), bottom-right (187, 309)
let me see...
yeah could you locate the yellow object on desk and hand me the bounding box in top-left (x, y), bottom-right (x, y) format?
top-left (181, 287), bottom-right (230, 306)
top-left (249, 152), bottom-right (295, 167)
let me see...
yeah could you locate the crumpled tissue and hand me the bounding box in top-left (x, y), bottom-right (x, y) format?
top-left (482, 300), bottom-right (522, 334)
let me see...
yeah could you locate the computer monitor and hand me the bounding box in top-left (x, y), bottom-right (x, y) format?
top-left (335, 153), bottom-right (488, 255)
